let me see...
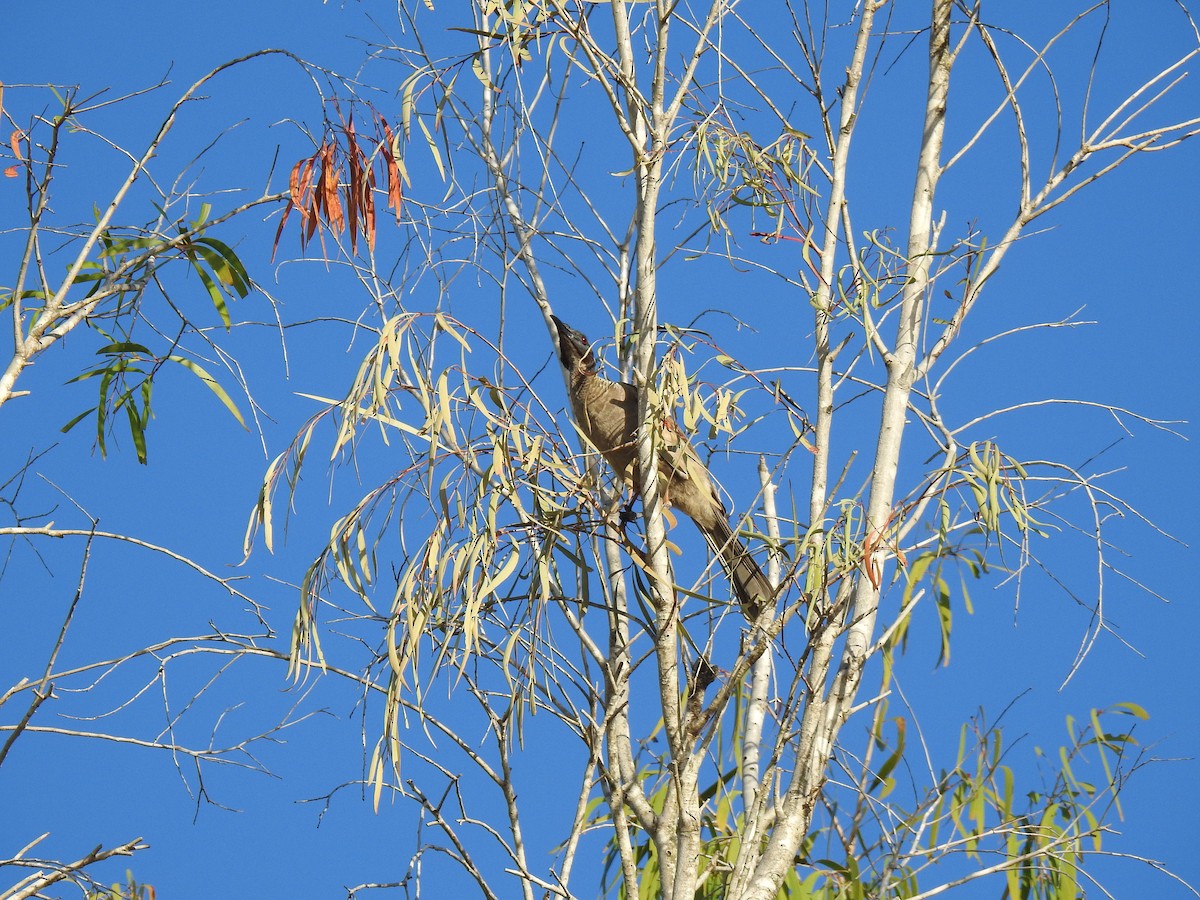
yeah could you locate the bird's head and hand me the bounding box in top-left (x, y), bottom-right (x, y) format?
top-left (551, 315), bottom-right (596, 375)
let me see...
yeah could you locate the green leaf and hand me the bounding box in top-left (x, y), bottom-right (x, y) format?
top-left (125, 400), bottom-right (147, 463)
top-left (96, 364), bottom-right (117, 456)
top-left (1110, 701), bottom-right (1149, 720)
top-left (166, 355), bottom-right (247, 428)
top-left (61, 407), bottom-right (97, 434)
top-left (186, 252), bottom-right (232, 328)
top-left (95, 341), bottom-right (152, 356)
top-left (194, 237), bottom-right (252, 297)
top-left (66, 367), bottom-right (112, 384)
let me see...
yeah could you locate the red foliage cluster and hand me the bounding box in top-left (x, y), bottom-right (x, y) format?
top-left (274, 111), bottom-right (404, 259)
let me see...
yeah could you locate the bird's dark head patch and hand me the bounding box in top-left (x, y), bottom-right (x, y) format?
top-left (551, 315), bottom-right (596, 372)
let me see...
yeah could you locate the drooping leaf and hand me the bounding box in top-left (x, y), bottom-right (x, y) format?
top-left (166, 355), bottom-right (247, 428)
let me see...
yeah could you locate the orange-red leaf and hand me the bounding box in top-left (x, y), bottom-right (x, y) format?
top-left (345, 123), bottom-right (363, 253)
top-left (362, 164), bottom-right (377, 253)
top-left (378, 117), bottom-right (404, 222)
top-left (319, 143), bottom-right (345, 234)
top-left (271, 200), bottom-right (294, 260)
top-left (291, 156), bottom-right (317, 234)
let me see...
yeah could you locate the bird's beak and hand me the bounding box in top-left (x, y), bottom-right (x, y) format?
top-left (550, 314), bottom-right (571, 365)
top-left (550, 314), bottom-right (577, 349)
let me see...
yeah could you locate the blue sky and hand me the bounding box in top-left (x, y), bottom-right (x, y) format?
top-left (2, 2), bottom-right (1198, 898)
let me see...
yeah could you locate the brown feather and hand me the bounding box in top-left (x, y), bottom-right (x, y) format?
top-left (552, 315), bottom-right (773, 617)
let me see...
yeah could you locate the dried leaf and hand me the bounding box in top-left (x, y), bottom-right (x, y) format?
top-left (345, 117), bottom-right (362, 253)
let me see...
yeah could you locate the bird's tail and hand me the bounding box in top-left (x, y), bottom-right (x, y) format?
top-left (704, 517), bottom-right (774, 619)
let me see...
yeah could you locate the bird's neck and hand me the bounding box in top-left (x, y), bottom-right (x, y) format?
top-left (571, 360), bottom-right (597, 382)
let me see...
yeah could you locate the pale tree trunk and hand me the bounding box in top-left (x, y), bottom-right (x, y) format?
top-left (611, 1), bottom-right (730, 895)
top-left (737, 2), bottom-right (951, 895)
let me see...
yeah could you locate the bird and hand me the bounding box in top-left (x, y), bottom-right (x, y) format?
top-left (550, 314), bottom-right (773, 618)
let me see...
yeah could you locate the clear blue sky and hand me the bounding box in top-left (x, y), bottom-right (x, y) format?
top-left (2, 2), bottom-right (1197, 898)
